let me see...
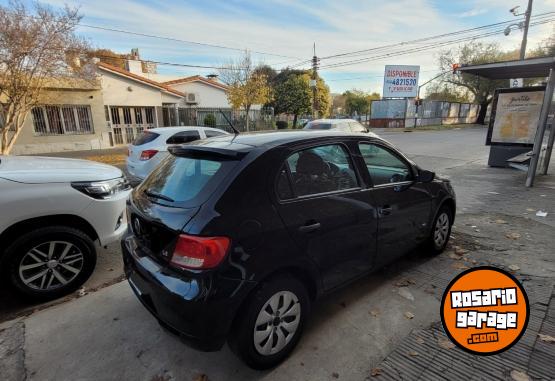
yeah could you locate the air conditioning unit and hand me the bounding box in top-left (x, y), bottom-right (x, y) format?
top-left (186, 93), bottom-right (198, 104)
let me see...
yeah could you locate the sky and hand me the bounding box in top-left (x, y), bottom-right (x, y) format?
top-left (2, 0), bottom-right (555, 94)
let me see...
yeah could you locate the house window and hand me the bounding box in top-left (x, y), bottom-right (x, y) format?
top-left (110, 107), bottom-right (121, 124)
top-left (145, 107), bottom-right (154, 124)
top-left (31, 105), bottom-right (95, 135)
top-left (123, 107), bottom-right (132, 124)
top-left (134, 107), bottom-right (143, 124)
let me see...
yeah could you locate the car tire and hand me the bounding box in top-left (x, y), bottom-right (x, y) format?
top-left (229, 275), bottom-right (310, 370)
top-left (4, 226), bottom-right (97, 301)
top-left (425, 205), bottom-right (453, 255)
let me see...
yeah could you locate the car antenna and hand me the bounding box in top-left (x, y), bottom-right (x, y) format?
top-left (219, 109), bottom-right (240, 135)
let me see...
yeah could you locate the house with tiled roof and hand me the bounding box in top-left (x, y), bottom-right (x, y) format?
top-left (161, 75), bottom-right (230, 108)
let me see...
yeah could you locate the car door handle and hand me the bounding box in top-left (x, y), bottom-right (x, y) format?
top-left (379, 205), bottom-right (392, 216)
top-left (298, 222), bottom-right (321, 233)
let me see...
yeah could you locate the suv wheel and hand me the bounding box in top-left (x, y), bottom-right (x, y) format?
top-left (4, 226), bottom-right (96, 301)
top-left (426, 205), bottom-right (453, 255)
top-left (230, 275), bottom-right (310, 369)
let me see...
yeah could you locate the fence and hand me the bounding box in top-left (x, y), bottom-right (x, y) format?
top-left (161, 106), bottom-right (275, 133)
top-left (370, 99), bottom-right (480, 128)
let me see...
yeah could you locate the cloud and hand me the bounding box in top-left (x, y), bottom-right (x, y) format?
top-left (10, 0), bottom-right (554, 93)
top-left (459, 8), bottom-right (488, 18)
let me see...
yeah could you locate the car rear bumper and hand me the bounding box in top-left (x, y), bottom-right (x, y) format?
top-left (121, 235), bottom-right (256, 351)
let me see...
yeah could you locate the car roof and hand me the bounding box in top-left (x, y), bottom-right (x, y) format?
top-left (187, 130), bottom-right (381, 151)
top-left (308, 119), bottom-right (359, 124)
top-left (147, 126), bottom-right (229, 134)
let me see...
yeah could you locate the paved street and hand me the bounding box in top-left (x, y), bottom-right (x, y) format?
top-left (1, 126), bottom-right (554, 380)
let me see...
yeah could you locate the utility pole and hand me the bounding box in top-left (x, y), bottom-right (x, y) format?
top-left (311, 43), bottom-right (319, 119)
top-left (520, 0), bottom-right (533, 59)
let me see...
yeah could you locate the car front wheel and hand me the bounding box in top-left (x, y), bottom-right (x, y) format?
top-left (426, 205), bottom-right (453, 255)
top-left (4, 226), bottom-right (97, 301)
top-left (230, 275), bottom-right (310, 369)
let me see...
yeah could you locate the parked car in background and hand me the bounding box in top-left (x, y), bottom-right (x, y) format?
top-left (122, 130), bottom-right (455, 369)
top-left (304, 118), bottom-right (370, 133)
top-left (126, 126), bottom-right (229, 183)
top-left (0, 156), bottom-right (131, 301)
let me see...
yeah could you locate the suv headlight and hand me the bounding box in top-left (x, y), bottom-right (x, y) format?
top-left (71, 177), bottom-right (130, 199)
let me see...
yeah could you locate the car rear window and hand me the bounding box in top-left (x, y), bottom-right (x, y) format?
top-left (138, 155), bottom-right (237, 206)
top-left (166, 130), bottom-right (201, 144)
top-left (133, 131), bottom-right (160, 146)
top-left (304, 122), bottom-right (332, 130)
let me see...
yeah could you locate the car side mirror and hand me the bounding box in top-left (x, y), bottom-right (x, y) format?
top-left (418, 169), bottom-right (435, 183)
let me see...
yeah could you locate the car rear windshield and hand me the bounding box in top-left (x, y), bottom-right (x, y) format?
top-left (138, 154), bottom-right (237, 206)
top-left (304, 122), bottom-right (332, 130)
top-left (133, 131), bottom-right (160, 146)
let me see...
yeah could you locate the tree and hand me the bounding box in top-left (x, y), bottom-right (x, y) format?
top-left (314, 76), bottom-right (331, 117)
top-left (425, 83), bottom-right (472, 103)
top-left (0, 1), bottom-right (91, 154)
top-left (343, 90), bottom-right (380, 116)
top-left (437, 42), bottom-right (509, 124)
top-left (219, 51), bottom-right (271, 132)
top-left (274, 74), bottom-right (311, 128)
top-left (88, 49), bottom-right (127, 70)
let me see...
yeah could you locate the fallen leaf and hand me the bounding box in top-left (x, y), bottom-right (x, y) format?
top-left (508, 264), bottom-right (520, 271)
top-left (193, 375), bottom-right (208, 381)
top-left (398, 288), bottom-right (414, 301)
top-left (506, 232), bottom-right (521, 240)
top-left (494, 219), bottom-right (507, 224)
top-left (510, 370), bottom-right (531, 381)
top-left (451, 262), bottom-right (469, 270)
top-left (369, 309), bottom-right (380, 317)
top-left (526, 208), bottom-right (535, 212)
top-left (407, 350), bottom-right (419, 357)
top-left (370, 368), bottom-right (382, 377)
top-left (454, 247), bottom-right (468, 255)
top-left (404, 311), bottom-right (415, 319)
top-left (332, 372), bottom-right (339, 378)
top-left (424, 288), bottom-right (436, 295)
top-left (471, 259), bottom-right (477, 264)
top-left (448, 253), bottom-right (461, 260)
top-left (415, 337), bottom-right (425, 344)
top-left (438, 337), bottom-right (455, 349)
top-left (538, 334), bottom-right (555, 343)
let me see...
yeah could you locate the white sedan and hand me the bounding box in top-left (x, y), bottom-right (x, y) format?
top-left (0, 156), bottom-right (131, 300)
top-left (126, 126), bottom-right (229, 183)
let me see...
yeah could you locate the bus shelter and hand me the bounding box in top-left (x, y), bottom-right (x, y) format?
top-left (456, 56), bottom-right (555, 187)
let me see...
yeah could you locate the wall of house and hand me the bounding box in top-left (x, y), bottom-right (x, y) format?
top-left (168, 82), bottom-right (230, 108)
top-left (11, 88), bottom-right (109, 155)
top-left (100, 71), bottom-right (181, 107)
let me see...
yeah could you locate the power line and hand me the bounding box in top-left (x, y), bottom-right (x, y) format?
top-left (78, 23), bottom-right (302, 60)
top-left (318, 18), bottom-right (555, 70)
top-left (319, 11), bottom-right (555, 61)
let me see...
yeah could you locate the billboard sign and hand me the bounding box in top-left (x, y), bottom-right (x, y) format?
top-left (383, 65), bottom-right (420, 98)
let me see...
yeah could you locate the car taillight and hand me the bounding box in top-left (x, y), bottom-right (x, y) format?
top-left (140, 149), bottom-right (158, 161)
top-left (171, 234), bottom-right (230, 270)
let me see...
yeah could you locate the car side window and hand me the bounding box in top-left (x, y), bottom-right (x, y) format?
top-left (205, 130), bottom-right (225, 138)
top-left (285, 144), bottom-right (358, 197)
top-left (166, 130), bottom-right (201, 144)
top-left (359, 143), bottom-right (413, 186)
top-left (276, 165), bottom-right (294, 200)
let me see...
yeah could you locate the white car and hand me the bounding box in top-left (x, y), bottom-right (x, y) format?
top-left (304, 118), bottom-right (370, 133)
top-left (0, 156), bottom-right (131, 300)
top-left (126, 126), bottom-right (229, 182)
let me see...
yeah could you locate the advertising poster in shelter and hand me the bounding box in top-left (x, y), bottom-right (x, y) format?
top-left (487, 87), bottom-right (545, 146)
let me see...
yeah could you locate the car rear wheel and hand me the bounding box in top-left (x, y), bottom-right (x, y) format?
top-left (426, 205), bottom-right (453, 255)
top-left (4, 226), bottom-right (96, 301)
top-left (230, 275), bottom-right (310, 370)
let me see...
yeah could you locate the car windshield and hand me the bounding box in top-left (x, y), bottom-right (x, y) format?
top-left (138, 154), bottom-right (237, 206)
top-left (304, 122), bottom-right (333, 130)
top-left (133, 131), bottom-right (160, 146)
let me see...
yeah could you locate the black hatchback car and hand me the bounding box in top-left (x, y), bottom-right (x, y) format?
top-left (122, 130), bottom-right (455, 369)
